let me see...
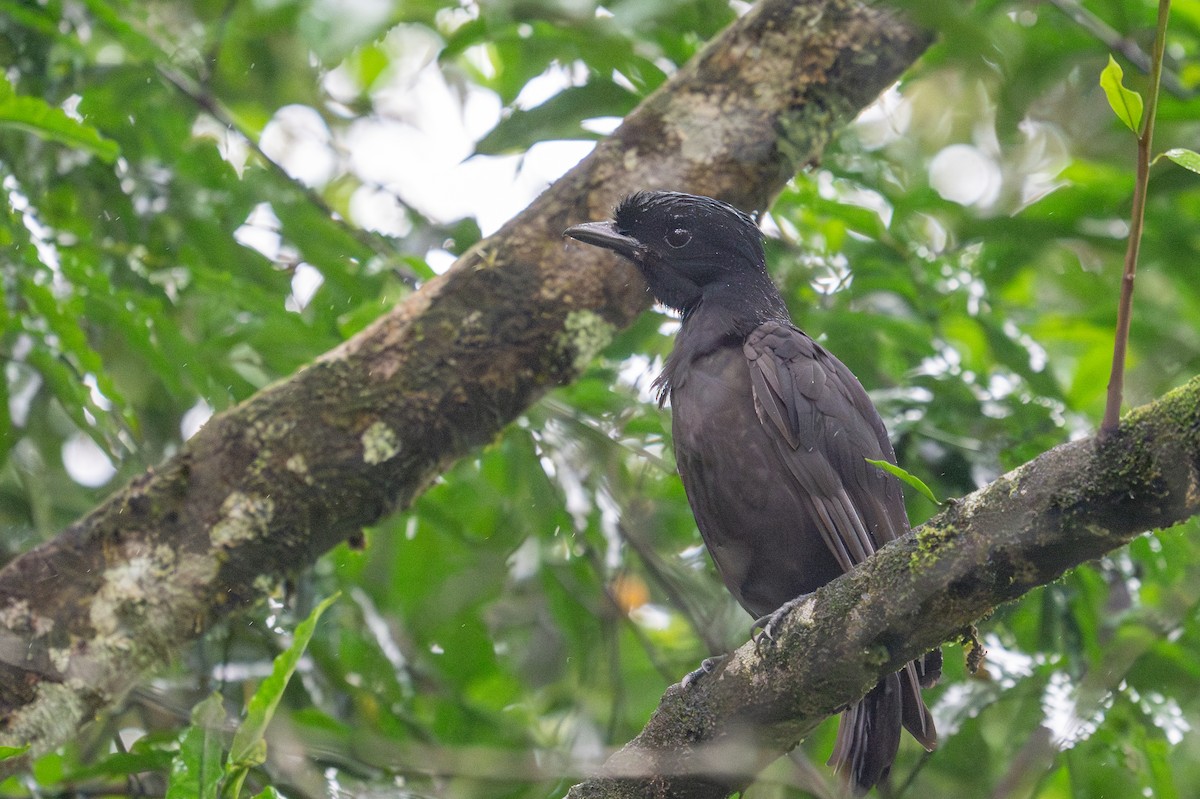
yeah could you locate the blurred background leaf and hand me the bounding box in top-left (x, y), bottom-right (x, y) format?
top-left (2, 0), bottom-right (1200, 797)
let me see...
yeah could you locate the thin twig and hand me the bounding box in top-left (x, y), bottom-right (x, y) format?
top-left (1101, 0), bottom-right (1171, 435)
top-left (617, 520), bottom-right (731, 657)
top-left (153, 66), bottom-right (420, 287)
top-left (1048, 0), bottom-right (1189, 99)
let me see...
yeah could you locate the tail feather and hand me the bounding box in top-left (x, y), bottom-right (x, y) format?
top-left (901, 662), bottom-right (936, 750)
top-left (830, 653), bottom-right (939, 794)
top-left (830, 673), bottom-right (903, 793)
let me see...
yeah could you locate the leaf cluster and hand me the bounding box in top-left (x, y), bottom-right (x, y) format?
top-left (3, 0), bottom-right (1200, 797)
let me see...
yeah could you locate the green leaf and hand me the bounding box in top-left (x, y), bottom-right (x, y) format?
top-left (64, 735), bottom-right (177, 781)
top-left (76, 0), bottom-right (167, 63)
top-left (166, 693), bottom-right (226, 799)
top-left (0, 744), bottom-right (30, 762)
top-left (227, 594), bottom-right (339, 769)
top-left (0, 77), bottom-right (119, 162)
top-left (1099, 55), bottom-right (1143, 134)
top-left (1158, 148), bottom-right (1200, 176)
top-left (475, 81), bottom-right (638, 155)
top-left (866, 458), bottom-right (942, 505)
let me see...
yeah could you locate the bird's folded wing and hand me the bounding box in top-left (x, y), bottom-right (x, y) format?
top-left (744, 321), bottom-right (908, 572)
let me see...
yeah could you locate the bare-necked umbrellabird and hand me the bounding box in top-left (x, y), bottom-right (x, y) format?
top-left (564, 190), bottom-right (940, 793)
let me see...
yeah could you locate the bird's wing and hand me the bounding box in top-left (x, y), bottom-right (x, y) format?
top-left (744, 320), bottom-right (908, 573)
top-left (745, 320), bottom-right (934, 762)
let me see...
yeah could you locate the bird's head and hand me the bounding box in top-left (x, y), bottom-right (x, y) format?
top-left (564, 191), bottom-right (780, 319)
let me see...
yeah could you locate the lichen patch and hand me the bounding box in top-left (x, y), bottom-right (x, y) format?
top-left (286, 453), bottom-right (314, 484)
top-left (48, 647), bottom-right (71, 673)
top-left (2, 681), bottom-right (88, 753)
top-left (90, 545), bottom-right (178, 636)
top-left (362, 421), bottom-right (400, 464)
top-left (251, 417), bottom-right (295, 444)
top-left (0, 599), bottom-right (30, 629)
top-left (560, 310), bottom-right (615, 375)
top-left (254, 573), bottom-right (284, 594)
top-left (210, 491), bottom-right (275, 548)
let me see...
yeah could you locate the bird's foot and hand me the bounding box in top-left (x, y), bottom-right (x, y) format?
top-left (682, 653), bottom-right (731, 688)
top-left (751, 596), bottom-right (809, 654)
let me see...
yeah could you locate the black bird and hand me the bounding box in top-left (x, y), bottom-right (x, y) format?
top-left (564, 191), bottom-right (939, 793)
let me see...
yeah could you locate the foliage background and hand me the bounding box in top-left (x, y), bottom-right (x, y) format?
top-left (2, 0), bottom-right (1200, 796)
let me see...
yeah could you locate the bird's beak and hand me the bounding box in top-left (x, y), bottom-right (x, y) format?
top-left (563, 221), bottom-right (642, 261)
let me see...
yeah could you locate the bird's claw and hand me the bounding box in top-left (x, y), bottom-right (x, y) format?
top-left (682, 653), bottom-right (731, 688)
top-left (751, 612), bottom-right (778, 655)
top-left (752, 596), bottom-right (806, 654)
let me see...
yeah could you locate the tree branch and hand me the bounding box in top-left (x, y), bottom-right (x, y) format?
top-left (0, 0), bottom-right (931, 775)
top-left (564, 375), bottom-right (1200, 799)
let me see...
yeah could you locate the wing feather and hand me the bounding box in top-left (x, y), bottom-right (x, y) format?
top-left (748, 353), bottom-right (798, 448)
top-left (744, 321), bottom-right (907, 570)
top-left (810, 497), bottom-right (855, 573)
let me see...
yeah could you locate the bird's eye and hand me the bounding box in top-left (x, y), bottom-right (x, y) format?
top-left (665, 227), bottom-right (692, 248)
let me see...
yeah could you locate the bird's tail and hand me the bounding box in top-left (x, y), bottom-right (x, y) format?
top-left (830, 650), bottom-right (940, 794)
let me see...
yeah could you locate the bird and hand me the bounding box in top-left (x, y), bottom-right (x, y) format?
top-left (564, 190), bottom-right (940, 793)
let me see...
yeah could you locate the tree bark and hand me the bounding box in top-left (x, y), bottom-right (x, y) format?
top-left (562, 376), bottom-right (1200, 799)
top-left (0, 0), bottom-right (931, 776)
